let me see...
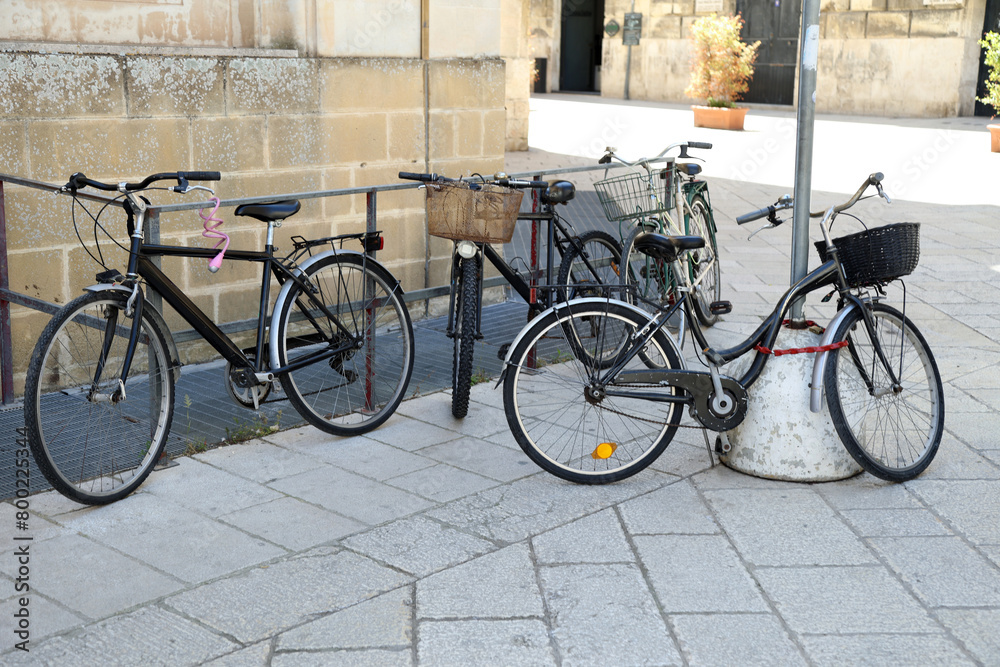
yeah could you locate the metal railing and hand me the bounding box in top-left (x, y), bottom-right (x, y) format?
top-left (0, 163), bottom-right (624, 404)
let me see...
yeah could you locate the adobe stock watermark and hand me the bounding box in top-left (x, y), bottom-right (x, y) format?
top-left (729, 118), bottom-right (797, 182)
top-left (885, 129), bottom-right (959, 198)
top-left (346, 0), bottom-right (416, 55)
top-left (577, 116), bottom-right (630, 159)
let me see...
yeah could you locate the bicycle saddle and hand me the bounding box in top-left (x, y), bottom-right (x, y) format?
top-left (678, 163), bottom-right (702, 176)
top-left (541, 180), bottom-right (575, 205)
top-left (235, 200), bottom-right (302, 222)
top-left (633, 232), bottom-right (704, 262)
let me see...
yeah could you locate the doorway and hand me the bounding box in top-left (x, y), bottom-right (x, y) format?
top-left (735, 0), bottom-right (800, 105)
top-left (559, 0), bottom-right (605, 92)
top-left (975, 0), bottom-right (1000, 116)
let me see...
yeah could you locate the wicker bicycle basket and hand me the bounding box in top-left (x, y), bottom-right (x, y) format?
top-left (424, 181), bottom-right (523, 244)
top-left (814, 222), bottom-right (920, 288)
top-left (594, 165), bottom-right (675, 224)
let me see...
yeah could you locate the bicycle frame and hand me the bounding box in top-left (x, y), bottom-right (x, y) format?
top-left (105, 195), bottom-right (377, 393)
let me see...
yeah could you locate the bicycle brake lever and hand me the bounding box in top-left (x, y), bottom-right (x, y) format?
top-left (747, 215), bottom-right (784, 241)
top-left (876, 183), bottom-right (892, 204)
top-left (175, 184), bottom-right (216, 195)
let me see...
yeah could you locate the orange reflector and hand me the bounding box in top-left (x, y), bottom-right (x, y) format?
top-left (592, 442), bottom-right (617, 459)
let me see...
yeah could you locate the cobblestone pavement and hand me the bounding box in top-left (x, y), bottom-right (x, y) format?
top-left (2, 99), bottom-right (999, 665)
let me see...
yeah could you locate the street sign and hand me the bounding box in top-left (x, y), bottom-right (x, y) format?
top-left (623, 13), bottom-right (642, 46)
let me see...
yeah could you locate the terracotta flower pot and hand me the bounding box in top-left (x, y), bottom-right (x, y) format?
top-left (990, 125), bottom-right (1000, 153)
top-left (691, 105), bottom-right (748, 131)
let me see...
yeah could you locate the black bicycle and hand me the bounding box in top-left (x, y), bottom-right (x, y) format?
top-left (399, 171), bottom-right (623, 418)
top-left (24, 171), bottom-right (414, 504)
top-left (500, 173), bottom-right (944, 484)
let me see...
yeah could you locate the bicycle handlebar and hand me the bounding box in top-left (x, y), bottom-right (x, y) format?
top-left (65, 171), bottom-right (221, 193)
top-left (601, 140), bottom-right (712, 167)
top-left (736, 203), bottom-right (788, 225)
top-left (397, 171), bottom-right (548, 189)
top-left (736, 172), bottom-right (886, 226)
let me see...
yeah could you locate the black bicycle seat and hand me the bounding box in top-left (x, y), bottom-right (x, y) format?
top-left (235, 200), bottom-right (302, 222)
top-left (679, 163), bottom-right (702, 176)
top-left (633, 232), bottom-right (704, 262)
top-left (541, 180), bottom-right (575, 205)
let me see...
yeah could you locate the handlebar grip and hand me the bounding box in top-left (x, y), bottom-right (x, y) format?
top-left (687, 141), bottom-right (712, 150)
top-left (398, 171), bottom-right (437, 182)
top-left (65, 172), bottom-right (115, 192)
top-left (736, 205), bottom-right (773, 225)
top-left (598, 155), bottom-right (612, 164)
top-left (179, 171), bottom-right (221, 182)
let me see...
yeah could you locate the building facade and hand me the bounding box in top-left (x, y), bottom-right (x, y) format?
top-left (530, 0), bottom-right (998, 117)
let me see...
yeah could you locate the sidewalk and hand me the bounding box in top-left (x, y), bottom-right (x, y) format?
top-left (2, 98), bottom-right (1000, 665)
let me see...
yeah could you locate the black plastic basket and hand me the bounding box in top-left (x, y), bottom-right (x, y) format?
top-left (814, 222), bottom-right (920, 288)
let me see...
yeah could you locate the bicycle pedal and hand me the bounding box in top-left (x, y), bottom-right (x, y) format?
top-left (498, 342), bottom-right (510, 360)
top-left (709, 301), bottom-right (732, 315)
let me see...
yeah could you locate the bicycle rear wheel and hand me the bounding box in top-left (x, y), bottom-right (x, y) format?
top-left (620, 223), bottom-right (686, 353)
top-left (503, 299), bottom-right (684, 484)
top-left (451, 256), bottom-right (479, 418)
top-left (685, 194), bottom-right (721, 327)
top-left (24, 291), bottom-right (175, 504)
top-left (276, 253), bottom-right (414, 435)
top-left (824, 302), bottom-right (944, 481)
top-left (557, 230), bottom-right (624, 301)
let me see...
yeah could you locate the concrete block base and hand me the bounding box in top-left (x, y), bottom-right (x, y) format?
top-left (719, 328), bottom-right (862, 482)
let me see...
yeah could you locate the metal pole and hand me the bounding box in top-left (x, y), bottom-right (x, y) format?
top-left (788, 0), bottom-right (821, 324)
top-left (624, 0), bottom-right (635, 100)
top-left (0, 182), bottom-right (13, 404)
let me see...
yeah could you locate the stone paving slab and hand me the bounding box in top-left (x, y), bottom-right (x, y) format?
top-left (3, 107), bottom-right (1000, 665)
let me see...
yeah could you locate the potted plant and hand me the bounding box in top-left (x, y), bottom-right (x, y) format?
top-left (979, 31), bottom-right (1000, 152)
top-left (685, 13), bottom-right (760, 131)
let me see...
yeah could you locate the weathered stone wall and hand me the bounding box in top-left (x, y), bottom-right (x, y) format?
top-left (0, 51), bottom-right (505, 391)
top-left (503, 0), bottom-right (533, 150)
top-left (530, 0), bottom-right (987, 116)
top-left (816, 0), bottom-right (987, 115)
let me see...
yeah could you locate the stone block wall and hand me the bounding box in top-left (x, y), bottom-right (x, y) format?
top-left (0, 51), bottom-right (506, 392)
top-left (816, 0), bottom-right (984, 115)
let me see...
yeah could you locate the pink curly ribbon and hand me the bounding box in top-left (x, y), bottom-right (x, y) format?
top-left (199, 196), bottom-right (230, 273)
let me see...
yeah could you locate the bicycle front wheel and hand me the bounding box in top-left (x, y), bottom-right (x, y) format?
top-left (24, 291), bottom-right (175, 504)
top-left (276, 254), bottom-right (414, 435)
top-left (824, 302), bottom-right (944, 481)
top-left (451, 256), bottom-right (479, 418)
top-left (503, 300), bottom-right (684, 484)
top-left (685, 194), bottom-right (721, 327)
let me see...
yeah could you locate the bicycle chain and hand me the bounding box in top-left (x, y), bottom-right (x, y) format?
top-left (592, 382), bottom-right (704, 430)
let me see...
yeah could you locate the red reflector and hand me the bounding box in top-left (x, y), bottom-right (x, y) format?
top-left (530, 288), bottom-right (537, 303)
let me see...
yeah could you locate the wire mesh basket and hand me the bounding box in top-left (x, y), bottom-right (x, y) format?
top-left (425, 181), bottom-right (523, 243)
top-left (594, 165), bottom-right (674, 224)
top-left (815, 222), bottom-right (920, 288)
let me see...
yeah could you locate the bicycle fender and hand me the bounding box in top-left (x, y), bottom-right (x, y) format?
top-left (82, 283), bottom-right (182, 383)
top-left (809, 299), bottom-right (863, 413)
top-left (268, 249), bottom-right (401, 371)
top-left (498, 297), bottom-right (687, 383)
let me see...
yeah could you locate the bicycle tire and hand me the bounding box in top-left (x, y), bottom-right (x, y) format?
top-left (824, 302), bottom-right (944, 481)
top-left (24, 290), bottom-right (175, 504)
top-left (276, 253), bottom-right (414, 435)
top-left (556, 230), bottom-right (624, 301)
top-left (620, 223), bottom-right (686, 353)
top-left (503, 299), bottom-right (684, 484)
top-left (451, 256), bottom-right (479, 418)
top-left (685, 194), bottom-right (721, 327)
